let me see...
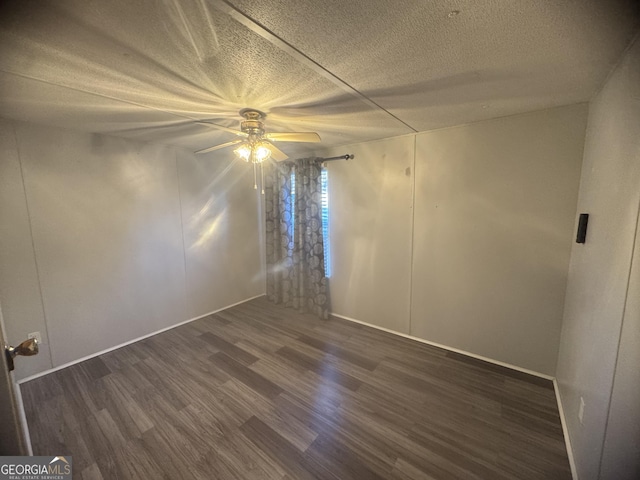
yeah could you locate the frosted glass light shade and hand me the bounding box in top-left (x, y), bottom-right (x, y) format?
top-left (234, 144), bottom-right (251, 161)
top-left (234, 142), bottom-right (272, 163)
top-left (254, 144), bottom-right (272, 163)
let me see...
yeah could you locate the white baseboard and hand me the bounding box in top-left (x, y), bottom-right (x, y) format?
top-left (554, 378), bottom-right (578, 480)
top-left (17, 294), bottom-right (265, 384)
top-left (12, 379), bottom-right (33, 455)
top-left (330, 312), bottom-right (554, 381)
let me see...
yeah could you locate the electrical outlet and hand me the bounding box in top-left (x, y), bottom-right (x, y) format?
top-left (578, 397), bottom-right (585, 425)
top-left (28, 331), bottom-right (42, 344)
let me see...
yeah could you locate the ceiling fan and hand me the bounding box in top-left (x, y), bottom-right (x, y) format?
top-left (195, 108), bottom-right (321, 193)
top-left (195, 108), bottom-right (321, 162)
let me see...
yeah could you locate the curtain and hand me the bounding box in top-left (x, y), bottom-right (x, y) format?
top-left (264, 158), bottom-right (330, 319)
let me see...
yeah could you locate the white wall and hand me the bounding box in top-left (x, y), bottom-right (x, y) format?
top-left (322, 136), bottom-right (414, 333)
top-left (177, 149), bottom-right (265, 319)
top-left (0, 120), bottom-right (52, 377)
top-left (322, 103), bottom-right (588, 376)
top-left (0, 119), bottom-right (264, 380)
top-left (556, 36), bottom-right (640, 480)
top-left (412, 105), bottom-right (587, 375)
top-left (600, 213), bottom-right (640, 480)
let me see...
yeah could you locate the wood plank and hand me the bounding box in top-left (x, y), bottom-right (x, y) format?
top-left (275, 345), bottom-right (362, 391)
top-left (80, 463), bottom-right (104, 480)
top-left (306, 433), bottom-right (388, 480)
top-left (21, 297), bottom-right (571, 479)
top-left (200, 331), bottom-right (259, 365)
top-left (239, 415), bottom-right (337, 480)
top-left (210, 351), bottom-right (284, 400)
top-left (221, 378), bottom-right (317, 452)
top-left (296, 333), bottom-right (380, 371)
top-left (444, 350), bottom-right (554, 388)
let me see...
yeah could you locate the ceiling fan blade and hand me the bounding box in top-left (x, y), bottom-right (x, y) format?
top-left (195, 139), bottom-right (243, 154)
top-left (196, 121), bottom-right (247, 137)
top-left (265, 132), bottom-right (321, 143)
top-left (268, 143), bottom-right (289, 162)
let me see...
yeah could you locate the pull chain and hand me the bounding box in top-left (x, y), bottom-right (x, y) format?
top-left (260, 163), bottom-right (265, 195)
top-left (253, 163), bottom-right (258, 190)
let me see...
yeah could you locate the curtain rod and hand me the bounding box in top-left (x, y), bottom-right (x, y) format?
top-left (317, 154), bottom-right (354, 163)
top-left (283, 154), bottom-right (354, 166)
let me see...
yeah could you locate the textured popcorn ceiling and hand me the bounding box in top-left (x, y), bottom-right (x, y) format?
top-left (0, 0), bottom-right (638, 157)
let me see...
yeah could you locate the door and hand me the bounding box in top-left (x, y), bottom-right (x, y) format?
top-left (0, 300), bottom-right (29, 455)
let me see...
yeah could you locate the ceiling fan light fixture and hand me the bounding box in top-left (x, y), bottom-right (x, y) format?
top-left (234, 143), bottom-right (252, 162)
top-left (234, 140), bottom-right (271, 194)
top-left (234, 141), bottom-right (272, 164)
top-left (254, 142), bottom-right (272, 163)
top-left (199, 108), bottom-right (320, 194)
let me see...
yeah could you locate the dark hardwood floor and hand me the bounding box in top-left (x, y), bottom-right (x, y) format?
top-left (20, 297), bottom-right (572, 479)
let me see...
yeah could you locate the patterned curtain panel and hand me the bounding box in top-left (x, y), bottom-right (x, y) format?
top-left (264, 158), bottom-right (330, 319)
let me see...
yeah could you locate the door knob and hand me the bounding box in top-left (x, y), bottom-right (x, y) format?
top-left (4, 338), bottom-right (39, 372)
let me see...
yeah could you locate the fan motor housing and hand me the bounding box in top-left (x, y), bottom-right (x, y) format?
top-left (241, 119), bottom-right (264, 134)
top-left (239, 108), bottom-right (266, 135)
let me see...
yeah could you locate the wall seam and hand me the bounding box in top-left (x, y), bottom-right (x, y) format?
top-left (597, 190), bottom-right (640, 479)
top-left (174, 149), bottom-right (189, 318)
top-left (408, 134), bottom-right (417, 335)
top-left (552, 105), bottom-right (591, 377)
top-left (11, 125), bottom-right (54, 369)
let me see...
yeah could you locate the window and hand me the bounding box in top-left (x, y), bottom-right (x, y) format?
top-left (290, 170), bottom-right (296, 215)
top-left (289, 170), bottom-right (296, 258)
top-left (288, 167), bottom-right (331, 277)
top-left (321, 167), bottom-right (331, 277)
